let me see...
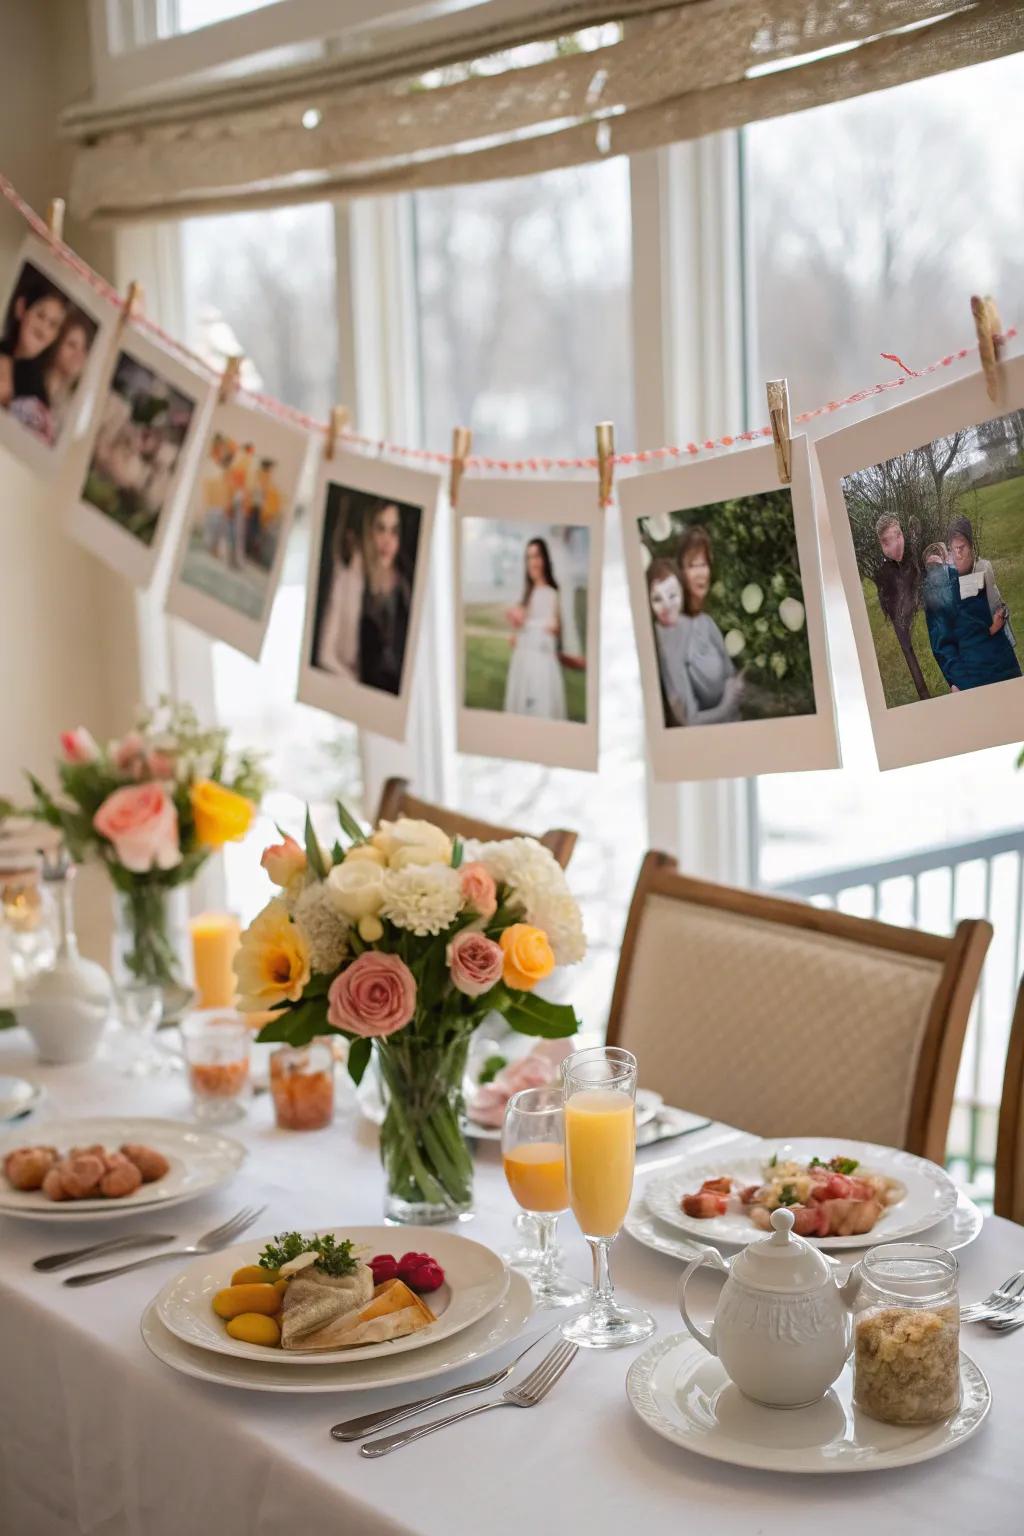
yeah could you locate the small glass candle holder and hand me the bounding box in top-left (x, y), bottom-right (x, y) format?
top-left (181, 1013), bottom-right (251, 1123)
top-left (852, 1242), bottom-right (960, 1426)
top-left (270, 1041), bottom-right (335, 1131)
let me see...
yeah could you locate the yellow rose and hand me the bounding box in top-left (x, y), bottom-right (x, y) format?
top-left (233, 898), bottom-right (311, 1012)
top-left (499, 924), bottom-right (555, 992)
top-left (344, 843), bottom-right (388, 867)
top-left (326, 859), bottom-right (385, 921)
top-left (191, 779), bottom-right (254, 849)
top-left (372, 817), bottom-right (452, 869)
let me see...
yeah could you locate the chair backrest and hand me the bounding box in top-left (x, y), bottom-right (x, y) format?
top-left (374, 777), bottom-right (577, 870)
top-left (994, 976), bottom-right (1024, 1225)
top-left (607, 852), bottom-right (992, 1164)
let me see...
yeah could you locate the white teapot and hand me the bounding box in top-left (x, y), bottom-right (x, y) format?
top-left (678, 1207), bottom-right (861, 1408)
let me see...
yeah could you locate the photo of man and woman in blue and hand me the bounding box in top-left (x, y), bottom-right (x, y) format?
top-left (844, 410), bottom-right (1023, 708)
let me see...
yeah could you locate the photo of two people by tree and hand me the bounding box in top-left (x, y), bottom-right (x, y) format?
top-left (843, 409), bottom-right (1024, 708)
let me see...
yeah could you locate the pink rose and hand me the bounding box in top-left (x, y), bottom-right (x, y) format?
top-left (111, 731), bottom-right (147, 776)
top-left (447, 929), bottom-right (503, 998)
top-left (467, 1038), bottom-right (577, 1127)
top-left (327, 951), bottom-right (416, 1038)
top-left (93, 782), bottom-right (182, 873)
top-left (261, 834), bottom-right (307, 887)
top-left (459, 861), bottom-right (497, 920)
top-left (59, 727), bottom-right (99, 765)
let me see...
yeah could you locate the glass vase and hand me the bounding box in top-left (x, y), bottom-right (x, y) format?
top-left (113, 884), bottom-right (194, 1024)
top-left (376, 1031), bottom-right (475, 1224)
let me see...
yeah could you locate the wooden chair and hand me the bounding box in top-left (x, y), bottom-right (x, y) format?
top-left (606, 851), bottom-right (992, 1165)
top-left (374, 777), bottom-right (577, 870)
top-left (994, 976), bottom-right (1024, 1224)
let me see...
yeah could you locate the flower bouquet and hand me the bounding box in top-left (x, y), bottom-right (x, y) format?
top-left (26, 699), bottom-right (265, 1016)
top-left (235, 805), bottom-right (584, 1222)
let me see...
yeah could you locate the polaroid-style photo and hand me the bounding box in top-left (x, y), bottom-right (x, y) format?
top-left (67, 327), bottom-right (214, 588)
top-left (166, 399), bottom-right (311, 659)
top-left (298, 450), bottom-right (439, 741)
top-left (0, 235), bottom-right (110, 479)
top-left (619, 436), bottom-right (838, 781)
top-left (817, 351), bottom-right (1024, 770)
top-left (455, 477), bottom-right (603, 771)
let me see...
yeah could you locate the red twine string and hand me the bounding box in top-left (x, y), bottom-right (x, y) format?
top-left (0, 172), bottom-right (1016, 477)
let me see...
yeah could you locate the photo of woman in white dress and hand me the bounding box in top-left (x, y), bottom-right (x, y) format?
top-left (504, 538), bottom-right (567, 720)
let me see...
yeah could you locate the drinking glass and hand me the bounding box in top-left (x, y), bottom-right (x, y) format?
top-left (271, 1041), bottom-right (335, 1130)
top-left (560, 1045), bottom-right (655, 1348)
top-left (181, 1013), bottom-right (250, 1123)
top-left (115, 982), bottom-right (165, 1077)
top-left (502, 1086), bottom-right (587, 1308)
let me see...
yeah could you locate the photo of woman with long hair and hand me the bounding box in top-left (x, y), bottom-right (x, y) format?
top-left (504, 536), bottom-right (567, 720)
top-left (311, 485), bottom-right (421, 698)
top-left (650, 525), bottom-right (744, 727)
top-left (0, 261), bottom-right (97, 447)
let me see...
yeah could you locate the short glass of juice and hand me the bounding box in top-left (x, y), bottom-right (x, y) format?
top-left (270, 1042), bottom-right (335, 1131)
top-left (181, 1013), bottom-right (250, 1123)
top-left (502, 1086), bottom-right (587, 1308)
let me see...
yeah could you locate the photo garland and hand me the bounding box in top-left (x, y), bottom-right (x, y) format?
top-left (297, 449), bottom-right (440, 742)
top-left (166, 398), bottom-right (312, 660)
top-left (66, 323), bottom-right (215, 589)
top-left (818, 351), bottom-right (1024, 771)
top-left (0, 234), bottom-right (112, 481)
top-left (619, 436), bottom-right (840, 782)
top-left (454, 476), bottom-right (603, 772)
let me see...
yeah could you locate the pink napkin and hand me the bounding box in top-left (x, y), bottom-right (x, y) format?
top-left (467, 1037), bottom-right (577, 1127)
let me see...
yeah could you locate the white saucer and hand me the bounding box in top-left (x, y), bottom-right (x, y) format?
top-left (141, 1268), bottom-right (535, 1393)
top-left (627, 1334), bottom-right (990, 1473)
top-left (0, 1075), bottom-right (43, 1122)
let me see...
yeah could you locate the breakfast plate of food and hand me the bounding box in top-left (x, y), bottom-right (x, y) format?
top-left (643, 1138), bottom-right (958, 1251)
top-left (155, 1225), bottom-right (510, 1365)
top-left (0, 1116), bottom-right (247, 1219)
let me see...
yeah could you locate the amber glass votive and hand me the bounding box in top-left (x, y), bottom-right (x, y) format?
top-left (270, 1042), bottom-right (335, 1130)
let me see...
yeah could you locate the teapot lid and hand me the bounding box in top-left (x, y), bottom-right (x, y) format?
top-left (730, 1208), bottom-right (834, 1292)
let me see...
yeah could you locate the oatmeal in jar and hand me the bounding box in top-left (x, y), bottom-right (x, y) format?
top-left (854, 1303), bottom-right (960, 1424)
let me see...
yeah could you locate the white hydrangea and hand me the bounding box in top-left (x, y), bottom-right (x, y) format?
top-left (380, 863), bottom-right (464, 937)
top-left (474, 838), bottom-right (586, 965)
top-left (293, 881), bottom-right (350, 974)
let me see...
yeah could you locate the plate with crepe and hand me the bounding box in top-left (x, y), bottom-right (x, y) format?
top-left (155, 1225), bottom-right (510, 1366)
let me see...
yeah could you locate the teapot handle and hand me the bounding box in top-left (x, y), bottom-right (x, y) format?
top-left (677, 1250), bottom-right (728, 1357)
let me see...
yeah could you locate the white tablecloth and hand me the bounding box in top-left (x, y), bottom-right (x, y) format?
top-left (0, 1032), bottom-right (1021, 1536)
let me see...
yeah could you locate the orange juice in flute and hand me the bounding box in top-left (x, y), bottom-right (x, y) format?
top-left (502, 1086), bottom-right (587, 1308)
top-left (561, 1046), bottom-right (655, 1348)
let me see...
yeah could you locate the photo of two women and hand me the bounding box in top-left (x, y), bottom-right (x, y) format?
top-left (0, 259), bottom-right (98, 449)
top-left (310, 482), bottom-right (422, 697)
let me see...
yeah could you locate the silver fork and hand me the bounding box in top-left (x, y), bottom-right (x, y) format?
top-left (62, 1205), bottom-right (266, 1286)
top-left (359, 1340), bottom-right (578, 1458)
top-left (960, 1270), bottom-right (1024, 1322)
top-left (331, 1326), bottom-right (559, 1441)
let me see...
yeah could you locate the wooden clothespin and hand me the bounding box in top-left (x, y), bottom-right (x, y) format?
top-left (450, 426), bottom-right (472, 508)
top-left (766, 379), bottom-right (792, 485)
top-left (117, 280), bottom-right (144, 335)
top-left (46, 198), bottom-right (65, 242)
top-left (218, 354), bottom-right (243, 405)
top-left (971, 294), bottom-right (1004, 404)
top-left (596, 421), bottom-right (615, 506)
top-left (325, 405), bottom-right (350, 461)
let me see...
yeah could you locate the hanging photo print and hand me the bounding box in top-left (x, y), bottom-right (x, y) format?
top-left (619, 437), bottom-right (838, 781)
top-left (0, 235), bottom-right (110, 479)
top-left (67, 326), bottom-right (214, 588)
top-left (166, 399), bottom-right (311, 658)
top-left (298, 450), bottom-right (439, 741)
top-left (818, 350), bottom-right (1024, 770)
top-left (455, 477), bottom-right (602, 771)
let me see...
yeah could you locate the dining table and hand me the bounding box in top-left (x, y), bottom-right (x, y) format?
top-left (0, 1029), bottom-right (1021, 1536)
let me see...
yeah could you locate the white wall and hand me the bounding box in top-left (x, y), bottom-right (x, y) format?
top-left (0, 0), bottom-right (141, 959)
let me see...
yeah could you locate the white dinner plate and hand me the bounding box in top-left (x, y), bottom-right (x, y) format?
top-left (0, 1116), bottom-right (246, 1220)
top-left (644, 1137), bottom-right (958, 1251)
top-left (156, 1225), bottom-right (510, 1366)
top-left (142, 1268), bottom-right (535, 1393)
top-left (624, 1187), bottom-right (984, 1266)
top-left (0, 1075), bottom-right (43, 1122)
top-left (626, 1334), bottom-right (990, 1473)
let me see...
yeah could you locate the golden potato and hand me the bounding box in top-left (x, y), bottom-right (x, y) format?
top-left (212, 1283), bottom-right (282, 1320)
top-left (273, 1277), bottom-right (289, 1298)
top-left (226, 1312), bottom-right (281, 1348)
top-left (231, 1264), bottom-right (278, 1286)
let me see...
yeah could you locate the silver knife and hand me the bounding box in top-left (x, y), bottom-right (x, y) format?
top-left (33, 1232), bottom-right (176, 1272)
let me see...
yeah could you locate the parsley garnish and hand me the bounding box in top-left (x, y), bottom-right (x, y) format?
top-left (258, 1231), bottom-right (358, 1277)
top-left (830, 1156), bottom-right (859, 1175)
top-left (478, 1054), bottom-right (507, 1086)
top-left (767, 1154), bottom-right (778, 1168)
top-left (776, 1184), bottom-right (799, 1206)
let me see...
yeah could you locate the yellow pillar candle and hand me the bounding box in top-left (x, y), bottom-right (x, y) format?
top-left (190, 912), bottom-right (241, 1009)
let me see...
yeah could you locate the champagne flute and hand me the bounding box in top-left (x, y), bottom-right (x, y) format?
top-left (560, 1045), bottom-right (655, 1348)
top-left (502, 1086), bottom-right (587, 1307)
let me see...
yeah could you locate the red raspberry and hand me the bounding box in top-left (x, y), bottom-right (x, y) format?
top-left (398, 1253), bottom-right (445, 1293)
top-left (369, 1253), bottom-right (399, 1285)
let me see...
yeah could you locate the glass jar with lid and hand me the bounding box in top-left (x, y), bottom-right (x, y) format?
top-left (851, 1242), bottom-right (960, 1425)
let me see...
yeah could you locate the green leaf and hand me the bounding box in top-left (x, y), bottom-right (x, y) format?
top-left (335, 799), bottom-right (367, 846)
top-left (347, 1035), bottom-right (372, 1086)
top-left (502, 992), bottom-right (579, 1039)
top-left (303, 807), bottom-right (328, 880)
top-left (478, 1053), bottom-right (507, 1085)
top-left (255, 997), bottom-right (327, 1046)
top-left (330, 840), bottom-right (345, 865)
top-left (450, 836), bottom-right (463, 870)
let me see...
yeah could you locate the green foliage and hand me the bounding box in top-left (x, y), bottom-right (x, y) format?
top-left (478, 1053), bottom-right (507, 1085)
top-left (303, 808), bottom-right (328, 879)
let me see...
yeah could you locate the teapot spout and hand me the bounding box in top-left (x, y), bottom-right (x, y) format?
top-left (838, 1266), bottom-right (862, 1309)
